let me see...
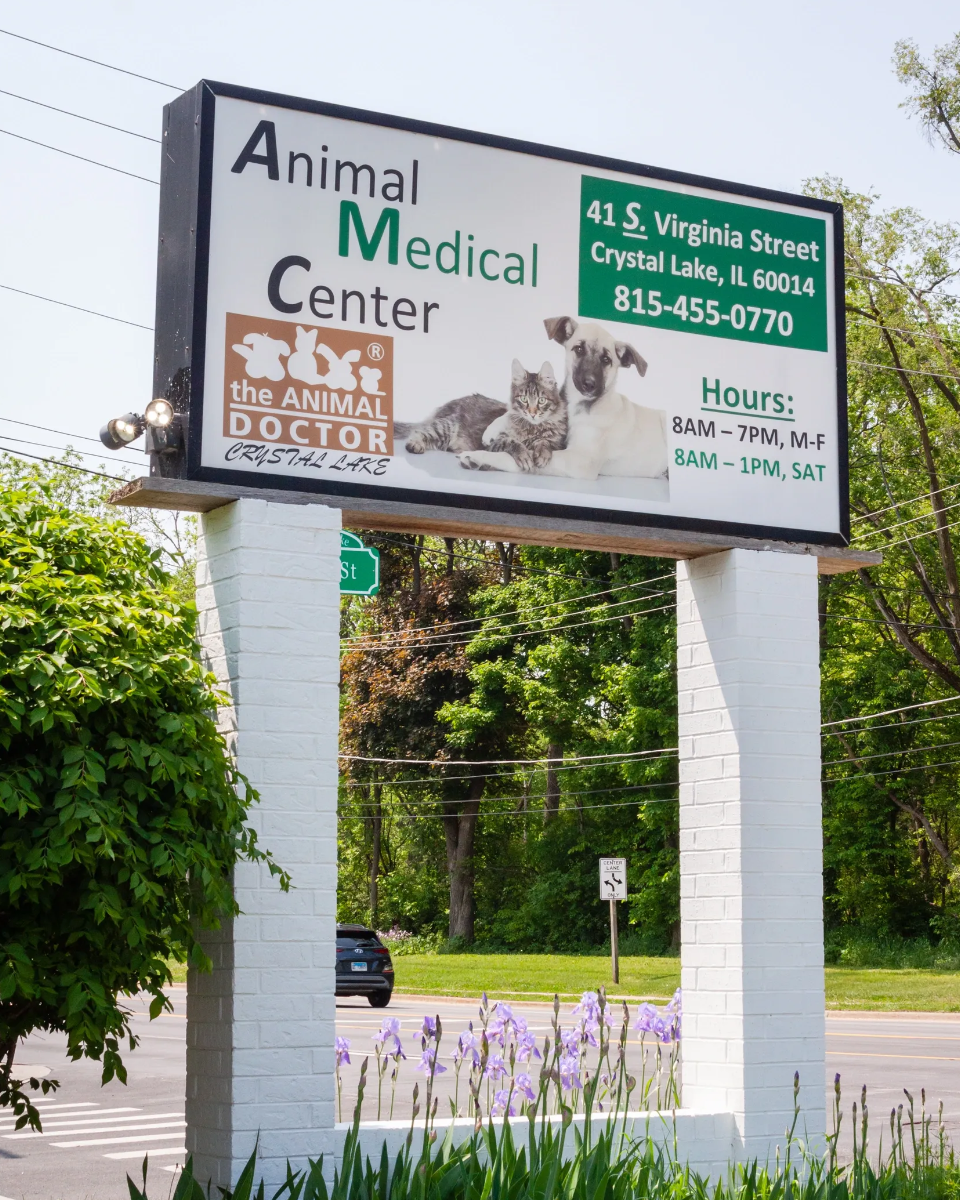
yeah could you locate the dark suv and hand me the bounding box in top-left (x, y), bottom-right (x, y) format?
top-left (335, 924), bottom-right (394, 1007)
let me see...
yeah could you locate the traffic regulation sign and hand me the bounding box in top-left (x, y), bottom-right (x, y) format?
top-left (599, 857), bottom-right (627, 900)
top-left (340, 531), bottom-right (380, 595)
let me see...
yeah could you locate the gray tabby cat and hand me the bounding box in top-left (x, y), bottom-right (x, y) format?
top-left (458, 360), bottom-right (567, 473)
top-left (395, 394), bottom-right (507, 454)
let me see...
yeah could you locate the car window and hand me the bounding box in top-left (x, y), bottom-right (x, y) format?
top-left (336, 935), bottom-right (382, 949)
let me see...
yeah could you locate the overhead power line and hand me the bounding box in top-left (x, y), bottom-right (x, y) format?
top-left (871, 515), bottom-right (960, 552)
top-left (0, 446), bottom-right (126, 481)
top-left (0, 127), bottom-right (159, 183)
top-left (340, 794), bottom-right (680, 822)
top-left (0, 283), bottom-right (153, 329)
top-left (826, 737), bottom-right (960, 768)
top-left (825, 755), bottom-right (960, 783)
top-left (0, 88), bottom-right (160, 141)
top-left (342, 573), bottom-right (676, 643)
top-left (340, 747), bottom-right (678, 767)
top-left (345, 779), bottom-right (679, 812)
top-left (0, 434), bottom-right (143, 468)
top-left (342, 599), bottom-right (677, 654)
top-left (0, 415), bottom-right (140, 447)
top-left (822, 694), bottom-right (960, 727)
top-left (847, 318), bottom-right (960, 343)
top-left (852, 496), bottom-right (960, 543)
top-left (345, 588), bottom-right (674, 650)
top-left (851, 359), bottom-right (960, 384)
top-left (0, 28), bottom-right (184, 89)
top-left (851, 482), bottom-right (960, 525)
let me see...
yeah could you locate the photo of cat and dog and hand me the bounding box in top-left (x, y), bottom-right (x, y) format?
top-left (394, 316), bottom-right (670, 500)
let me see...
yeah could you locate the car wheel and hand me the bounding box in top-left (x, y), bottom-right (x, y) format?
top-left (368, 991), bottom-right (391, 1008)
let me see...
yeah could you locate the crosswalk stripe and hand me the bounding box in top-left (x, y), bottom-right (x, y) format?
top-left (52, 1128), bottom-right (187, 1149)
top-left (0, 1107), bottom-right (142, 1132)
top-left (105, 1147), bottom-right (187, 1160)
top-left (4, 1114), bottom-right (182, 1139)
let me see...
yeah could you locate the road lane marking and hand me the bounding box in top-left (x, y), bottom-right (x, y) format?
top-left (52, 1126), bottom-right (187, 1148)
top-left (105, 1147), bottom-right (187, 1160)
top-left (827, 1050), bottom-right (960, 1062)
top-left (827, 1031), bottom-right (960, 1041)
top-left (2, 1112), bottom-right (181, 1136)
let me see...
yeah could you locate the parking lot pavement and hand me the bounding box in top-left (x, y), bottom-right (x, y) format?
top-left (5, 991), bottom-right (960, 1200)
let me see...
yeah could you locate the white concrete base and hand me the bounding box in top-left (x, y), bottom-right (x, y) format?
top-left (341, 1111), bottom-right (737, 1179)
top-left (677, 549), bottom-right (826, 1161)
top-left (188, 498), bottom-right (341, 1187)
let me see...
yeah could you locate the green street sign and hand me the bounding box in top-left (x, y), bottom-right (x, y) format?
top-left (340, 531), bottom-right (380, 595)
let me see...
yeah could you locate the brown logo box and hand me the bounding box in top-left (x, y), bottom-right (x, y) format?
top-left (222, 313), bottom-right (393, 456)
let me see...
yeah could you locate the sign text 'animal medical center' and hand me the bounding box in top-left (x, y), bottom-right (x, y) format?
top-left (157, 81), bottom-right (848, 546)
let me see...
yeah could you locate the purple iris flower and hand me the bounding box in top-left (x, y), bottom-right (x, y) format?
top-left (452, 1030), bottom-right (480, 1066)
top-left (491, 1089), bottom-right (516, 1117)
top-left (416, 1046), bottom-right (447, 1074)
top-left (484, 1052), bottom-right (506, 1081)
top-left (422, 1015), bottom-right (437, 1039)
top-left (516, 1030), bottom-right (541, 1062)
top-left (558, 1053), bottom-right (583, 1091)
top-left (335, 1036), bottom-right (351, 1067)
top-left (515, 1073), bottom-right (536, 1102)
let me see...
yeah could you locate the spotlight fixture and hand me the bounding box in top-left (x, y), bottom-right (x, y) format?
top-left (100, 412), bottom-right (144, 450)
top-left (144, 397), bottom-right (175, 427)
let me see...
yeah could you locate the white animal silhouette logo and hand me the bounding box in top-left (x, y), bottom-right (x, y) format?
top-left (232, 332), bottom-right (290, 381)
top-left (316, 344), bottom-right (360, 392)
top-left (359, 366), bottom-right (385, 395)
top-left (287, 326), bottom-right (325, 384)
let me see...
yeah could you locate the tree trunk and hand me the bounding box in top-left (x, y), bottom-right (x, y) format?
top-left (444, 538), bottom-right (455, 575)
top-left (495, 543), bottom-right (516, 585)
top-left (369, 782), bottom-right (382, 926)
top-left (442, 775), bottom-right (485, 942)
top-left (544, 743), bottom-right (562, 822)
top-left (409, 535), bottom-right (425, 599)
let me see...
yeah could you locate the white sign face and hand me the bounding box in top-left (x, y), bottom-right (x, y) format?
top-left (166, 82), bottom-right (847, 545)
top-left (599, 857), bottom-right (627, 900)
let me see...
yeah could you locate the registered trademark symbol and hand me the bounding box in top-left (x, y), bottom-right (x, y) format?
top-left (367, 343), bottom-right (384, 361)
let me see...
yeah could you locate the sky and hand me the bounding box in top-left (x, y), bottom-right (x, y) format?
top-left (0, 0), bottom-right (956, 481)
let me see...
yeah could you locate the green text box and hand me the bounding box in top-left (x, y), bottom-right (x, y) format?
top-left (578, 176), bottom-right (829, 352)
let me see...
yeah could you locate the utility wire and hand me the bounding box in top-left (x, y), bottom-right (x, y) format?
top-left (847, 318), bottom-right (960, 343)
top-left (850, 359), bottom-right (960, 384)
top-left (342, 752), bottom-right (677, 788)
top-left (0, 434), bottom-right (143, 468)
top-left (0, 446), bottom-right (126, 481)
top-left (852, 497), bottom-right (960, 543)
top-left (869, 515), bottom-right (960, 552)
top-left (822, 709), bottom-right (960, 737)
top-left (851, 482), bottom-right (960, 524)
top-left (822, 694), bottom-right (960, 727)
top-left (0, 415), bottom-right (134, 447)
top-left (344, 779), bottom-right (679, 812)
top-left (0, 28), bottom-right (184, 89)
top-left (340, 794), bottom-right (680, 821)
top-left (825, 737), bottom-right (960, 767)
top-left (825, 755), bottom-right (960, 783)
top-left (342, 600), bottom-right (677, 654)
top-left (0, 88), bottom-right (161, 141)
top-left (0, 283), bottom-right (153, 329)
top-left (845, 271), bottom-right (959, 300)
top-left (345, 588), bottom-right (674, 649)
top-left (0, 127), bottom-right (159, 183)
top-left (341, 747), bottom-right (677, 767)
top-left (342, 573), bottom-right (676, 642)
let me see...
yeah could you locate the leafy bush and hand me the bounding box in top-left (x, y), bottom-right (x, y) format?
top-left (0, 487), bottom-right (285, 1129)
top-left (824, 931), bottom-right (960, 970)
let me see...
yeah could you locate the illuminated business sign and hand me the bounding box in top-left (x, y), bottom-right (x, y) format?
top-left (153, 80), bottom-right (847, 545)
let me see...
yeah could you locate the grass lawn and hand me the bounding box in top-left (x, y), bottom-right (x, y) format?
top-left (164, 953), bottom-right (960, 1011)
top-left (391, 954), bottom-right (960, 1012)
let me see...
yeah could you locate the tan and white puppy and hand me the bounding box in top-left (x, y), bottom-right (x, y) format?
top-left (458, 317), bottom-right (668, 480)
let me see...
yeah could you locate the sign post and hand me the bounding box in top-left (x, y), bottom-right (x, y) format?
top-left (599, 857), bottom-right (627, 985)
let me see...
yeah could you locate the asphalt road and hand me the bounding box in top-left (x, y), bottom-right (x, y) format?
top-left (4, 992), bottom-right (960, 1200)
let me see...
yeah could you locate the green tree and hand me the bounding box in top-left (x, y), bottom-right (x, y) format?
top-left (895, 33), bottom-right (960, 155)
top-left (0, 483), bottom-right (285, 1130)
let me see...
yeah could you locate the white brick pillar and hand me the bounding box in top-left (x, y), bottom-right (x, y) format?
top-left (677, 549), bottom-right (825, 1159)
top-left (188, 498), bottom-right (341, 1187)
